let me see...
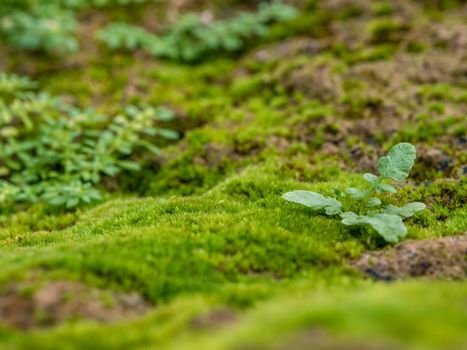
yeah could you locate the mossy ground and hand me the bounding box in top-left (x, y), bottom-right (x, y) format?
top-left (0, 0), bottom-right (466, 349)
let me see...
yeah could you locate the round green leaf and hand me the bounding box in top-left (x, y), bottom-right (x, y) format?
top-left (377, 143), bottom-right (416, 181)
top-left (363, 173), bottom-right (378, 183)
top-left (283, 190), bottom-right (342, 216)
top-left (381, 202), bottom-right (427, 219)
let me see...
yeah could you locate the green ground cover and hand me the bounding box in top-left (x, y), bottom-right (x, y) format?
top-left (0, 0), bottom-right (466, 349)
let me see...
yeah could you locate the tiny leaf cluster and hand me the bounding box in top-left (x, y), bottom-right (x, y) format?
top-left (0, 1), bottom-right (78, 53)
top-left (97, 1), bottom-right (298, 62)
top-left (1, 1), bottom-right (296, 58)
top-left (0, 0), bottom-right (151, 53)
top-left (0, 74), bottom-right (178, 209)
top-left (283, 143), bottom-right (426, 243)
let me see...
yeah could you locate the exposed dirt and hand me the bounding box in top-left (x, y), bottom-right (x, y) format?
top-left (286, 62), bottom-right (343, 101)
top-left (416, 146), bottom-right (454, 173)
top-left (251, 38), bottom-right (324, 63)
top-left (0, 280), bottom-right (150, 330)
top-left (194, 143), bottom-right (240, 168)
top-left (352, 234), bottom-right (467, 281)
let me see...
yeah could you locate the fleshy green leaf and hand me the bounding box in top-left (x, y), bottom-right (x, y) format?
top-left (325, 205), bottom-right (342, 216)
top-left (375, 183), bottom-right (396, 193)
top-left (366, 197), bottom-right (382, 207)
top-left (156, 128), bottom-right (179, 140)
top-left (377, 142), bottom-right (416, 181)
top-left (340, 212), bottom-right (407, 243)
top-left (381, 202), bottom-right (426, 219)
top-left (155, 107), bottom-right (175, 121)
top-left (346, 187), bottom-right (366, 199)
top-left (283, 190), bottom-right (342, 216)
top-left (118, 160), bottom-right (141, 171)
top-left (363, 173), bottom-right (378, 183)
top-left (66, 197), bottom-right (80, 208)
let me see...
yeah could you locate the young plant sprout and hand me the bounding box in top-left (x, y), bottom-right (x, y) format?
top-left (283, 143), bottom-right (426, 243)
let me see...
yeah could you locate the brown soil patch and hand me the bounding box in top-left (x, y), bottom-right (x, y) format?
top-left (416, 146), bottom-right (454, 174)
top-left (0, 280), bottom-right (150, 330)
top-left (352, 234), bottom-right (467, 281)
top-left (283, 62), bottom-right (343, 101)
top-left (251, 38), bottom-right (324, 63)
top-left (192, 142), bottom-right (240, 168)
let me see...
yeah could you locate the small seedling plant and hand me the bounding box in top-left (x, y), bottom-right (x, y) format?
top-left (283, 143), bottom-right (426, 243)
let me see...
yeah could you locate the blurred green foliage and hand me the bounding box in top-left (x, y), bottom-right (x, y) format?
top-left (0, 0), bottom-right (151, 53)
top-left (0, 74), bottom-right (178, 209)
top-left (97, 1), bottom-right (298, 62)
top-left (0, 0), bottom-right (297, 58)
top-left (0, 1), bottom-right (78, 53)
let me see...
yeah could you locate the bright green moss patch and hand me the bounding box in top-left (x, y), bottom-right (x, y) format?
top-left (1, 170), bottom-right (364, 300)
top-left (0, 165), bottom-right (464, 303)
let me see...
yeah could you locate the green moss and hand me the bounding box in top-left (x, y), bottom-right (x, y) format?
top-left (1, 1), bottom-right (466, 348)
top-left (373, 2), bottom-right (394, 16)
top-left (367, 18), bottom-right (410, 43)
top-left (418, 0), bottom-right (466, 11)
top-left (230, 75), bottom-right (263, 99)
top-left (392, 113), bottom-right (465, 144)
top-left (265, 11), bottom-right (331, 41)
top-left (332, 43), bottom-right (398, 64)
top-left (418, 83), bottom-right (467, 103)
top-left (0, 171), bottom-right (359, 303)
top-left (0, 205), bottom-right (78, 240)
